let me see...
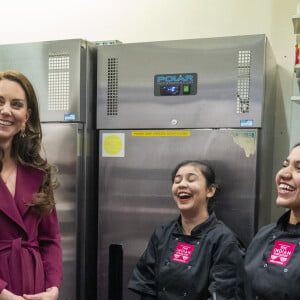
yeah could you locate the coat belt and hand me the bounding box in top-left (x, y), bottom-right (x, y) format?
top-left (0, 238), bottom-right (40, 294)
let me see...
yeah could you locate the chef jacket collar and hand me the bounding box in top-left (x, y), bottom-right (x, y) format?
top-left (277, 209), bottom-right (300, 233)
top-left (175, 212), bottom-right (218, 236)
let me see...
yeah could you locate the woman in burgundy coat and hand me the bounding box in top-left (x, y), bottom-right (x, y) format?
top-left (0, 71), bottom-right (62, 300)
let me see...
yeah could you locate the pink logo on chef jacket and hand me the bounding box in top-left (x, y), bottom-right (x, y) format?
top-left (267, 240), bottom-right (296, 266)
top-left (172, 242), bottom-right (195, 263)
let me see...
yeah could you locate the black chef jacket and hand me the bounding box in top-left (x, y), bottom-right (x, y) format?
top-left (244, 210), bottom-right (300, 299)
top-left (128, 212), bottom-right (244, 299)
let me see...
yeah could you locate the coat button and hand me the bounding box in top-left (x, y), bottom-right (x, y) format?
top-left (263, 264), bottom-right (268, 268)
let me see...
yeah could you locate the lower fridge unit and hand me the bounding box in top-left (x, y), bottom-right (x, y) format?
top-left (98, 128), bottom-right (259, 300)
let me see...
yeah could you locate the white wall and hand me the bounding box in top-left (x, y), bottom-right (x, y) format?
top-left (1, 0), bottom-right (297, 221)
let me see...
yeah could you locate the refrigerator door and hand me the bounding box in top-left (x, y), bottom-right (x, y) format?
top-left (98, 128), bottom-right (258, 300)
top-left (41, 123), bottom-right (83, 300)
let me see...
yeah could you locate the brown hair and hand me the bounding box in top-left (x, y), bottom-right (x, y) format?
top-left (0, 70), bottom-right (58, 215)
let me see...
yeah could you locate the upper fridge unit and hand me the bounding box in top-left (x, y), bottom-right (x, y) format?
top-left (97, 34), bottom-right (275, 130)
top-left (0, 39), bottom-right (96, 123)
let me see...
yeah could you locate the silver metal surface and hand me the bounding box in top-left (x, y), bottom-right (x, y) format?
top-left (0, 39), bottom-right (92, 122)
top-left (97, 34), bottom-right (266, 129)
top-left (41, 123), bottom-right (82, 300)
top-left (98, 128), bottom-right (258, 300)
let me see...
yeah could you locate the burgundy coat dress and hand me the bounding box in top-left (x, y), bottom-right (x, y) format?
top-left (0, 163), bottom-right (63, 296)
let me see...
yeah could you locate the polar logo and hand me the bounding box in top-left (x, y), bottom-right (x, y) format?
top-left (154, 73), bottom-right (197, 96)
top-left (156, 74), bottom-right (194, 83)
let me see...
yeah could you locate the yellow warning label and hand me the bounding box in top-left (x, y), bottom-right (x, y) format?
top-left (131, 131), bottom-right (191, 137)
top-left (102, 133), bottom-right (125, 157)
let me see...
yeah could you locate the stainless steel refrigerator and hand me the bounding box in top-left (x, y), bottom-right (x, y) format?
top-left (0, 39), bottom-right (98, 300)
top-left (96, 34), bottom-right (276, 299)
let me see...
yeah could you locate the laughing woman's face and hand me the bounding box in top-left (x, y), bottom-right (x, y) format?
top-left (276, 146), bottom-right (300, 211)
top-left (172, 164), bottom-right (216, 215)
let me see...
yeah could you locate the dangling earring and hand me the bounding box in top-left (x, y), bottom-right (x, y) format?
top-left (20, 123), bottom-right (26, 138)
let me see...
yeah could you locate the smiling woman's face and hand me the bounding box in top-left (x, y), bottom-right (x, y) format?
top-left (172, 164), bottom-right (215, 214)
top-left (0, 79), bottom-right (31, 145)
top-left (276, 145), bottom-right (300, 211)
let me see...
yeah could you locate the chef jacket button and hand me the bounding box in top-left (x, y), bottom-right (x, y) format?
top-left (175, 237), bottom-right (179, 241)
top-left (263, 263), bottom-right (268, 268)
top-left (272, 234), bottom-right (276, 239)
top-left (298, 241), bottom-right (300, 245)
top-left (284, 268), bottom-right (288, 272)
top-left (197, 241), bottom-right (200, 245)
top-left (162, 287), bottom-right (166, 292)
top-left (183, 291), bottom-right (187, 296)
top-left (255, 296), bottom-right (259, 299)
top-left (187, 265), bottom-right (192, 269)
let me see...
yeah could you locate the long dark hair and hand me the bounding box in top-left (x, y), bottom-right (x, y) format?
top-left (0, 70), bottom-right (58, 215)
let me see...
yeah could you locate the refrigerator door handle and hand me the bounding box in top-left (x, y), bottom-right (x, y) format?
top-left (108, 244), bottom-right (123, 300)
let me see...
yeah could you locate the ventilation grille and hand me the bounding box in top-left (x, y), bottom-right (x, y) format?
top-left (48, 54), bottom-right (70, 111)
top-left (107, 58), bottom-right (119, 116)
top-left (236, 50), bottom-right (251, 113)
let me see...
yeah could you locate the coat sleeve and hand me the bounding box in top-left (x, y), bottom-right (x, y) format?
top-left (38, 206), bottom-right (63, 289)
top-left (208, 232), bottom-right (245, 300)
top-left (0, 279), bottom-right (8, 293)
top-left (128, 231), bottom-right (159, 297)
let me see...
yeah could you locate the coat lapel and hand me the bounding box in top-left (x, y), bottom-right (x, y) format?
top-left (0, 175), bottom-right (26, 231)
top-left (0, 164), bottom-right (43, 233)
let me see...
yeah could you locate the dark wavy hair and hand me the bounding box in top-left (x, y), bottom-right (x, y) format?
top-left (0, 70), bottom-right (58, 215)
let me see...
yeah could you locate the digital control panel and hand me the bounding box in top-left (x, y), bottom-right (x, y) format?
top-left (154, 73), bottom-right (197, 96)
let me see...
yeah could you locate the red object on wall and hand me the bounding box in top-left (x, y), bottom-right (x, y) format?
top-left (295, 44), bottom-right (300, 65)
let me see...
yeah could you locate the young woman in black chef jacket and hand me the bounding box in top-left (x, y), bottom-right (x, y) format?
top-left (243, 142), bottom-right (300, 299)
top-left (128, 160), bottom-right (244, 300)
